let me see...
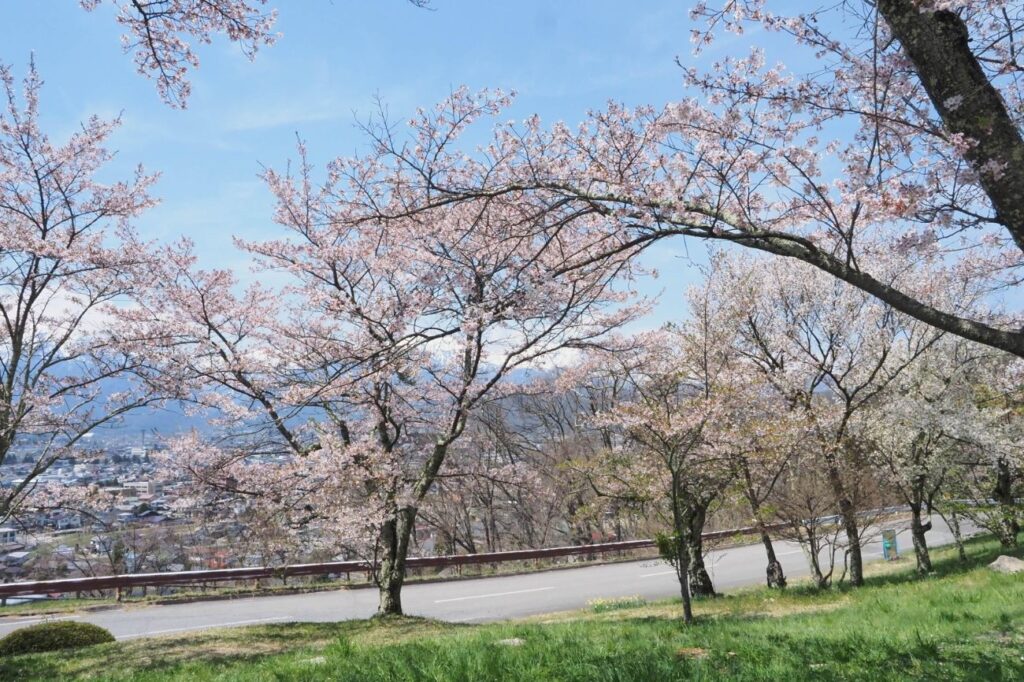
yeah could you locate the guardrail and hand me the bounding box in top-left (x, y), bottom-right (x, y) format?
top-left (0, 522), bottom-right (791, 599)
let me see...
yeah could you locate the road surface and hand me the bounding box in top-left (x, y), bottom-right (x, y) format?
top-left (0, 518), bottom-right (972, 640)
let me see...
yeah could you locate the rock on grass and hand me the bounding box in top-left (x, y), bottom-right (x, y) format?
top-left (988, 556), bottom-right (1024, 574)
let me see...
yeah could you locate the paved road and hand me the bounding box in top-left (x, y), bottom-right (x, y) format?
top-left (0, 519), bottom-right (972, 640)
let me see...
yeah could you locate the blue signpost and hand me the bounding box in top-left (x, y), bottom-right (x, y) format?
top-left (882, 529), bottom-right (898, 561)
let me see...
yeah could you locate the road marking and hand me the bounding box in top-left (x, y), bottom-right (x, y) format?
top-left (640, 570), bottom-right (676, 578)
top-left (775, 550), bottom-right (804, 557)
top-left (0, 614), bottom-right (80, 627)
top-left (116, 616), bottom-right (292, 639)
top-left (434, 587), bottom-right (554, 603)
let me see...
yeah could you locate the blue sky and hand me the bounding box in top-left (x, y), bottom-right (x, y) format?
top-left (1, 1), bottom-right (756, 329)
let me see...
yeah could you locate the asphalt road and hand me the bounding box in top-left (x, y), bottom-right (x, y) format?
top-left (0, 518), bottom-right (973, 640)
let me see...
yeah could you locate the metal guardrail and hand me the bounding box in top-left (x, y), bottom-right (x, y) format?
top-left (0, 522), bottom-right (789, 599)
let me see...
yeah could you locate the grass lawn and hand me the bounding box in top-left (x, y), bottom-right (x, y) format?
top-left (1, 536), bottom-right (1022, 681)
top-left (0, 598), bottom-right (114, 617)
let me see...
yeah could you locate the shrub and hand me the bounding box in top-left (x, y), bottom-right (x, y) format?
top-left (0, 620), bottom-right (115, 656)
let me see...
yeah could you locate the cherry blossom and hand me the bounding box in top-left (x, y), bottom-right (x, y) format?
top-left (0, 61), bottom-right (158, 521)
top-left (80, 0), bottom-right (277, 107)
top-left (126, 97), bottom-right (643, 614)
top-left (324, 4), bottom-right (1024, 358)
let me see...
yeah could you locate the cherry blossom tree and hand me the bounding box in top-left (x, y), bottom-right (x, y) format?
top-left (52, 2), bottom-right (1024, 355)
top-left (938, 352), bottom-right (1024, 549)
top-left (706, 251), bottom-right (968, 586)
top-left (679, 256), bottom-right (810, 589)
top-left (320, 3), bottom-right (1023, 359)
top-left (573, 326), bottom-right (741, 622)
top-left (716, 380), bottom-right (804, 589)
top-left (128, 95), bottom-right (642, 615)
top-left (120, 244), bottom-right (394, 576)
top-left (769, 444), bottom-right (885, 589)
top-left (503, 370), bottom-right (645, 548)
top-left (0, 62), bottom-right (157, 522)
top-left (860, 338), bottom-right (997, 573)
top-left (419, 413), bottom-right (560, 556)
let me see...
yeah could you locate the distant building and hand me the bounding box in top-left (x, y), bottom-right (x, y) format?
top-left (123, 480), bottom-right (156, 496)
top-left (0, 527), bottom-right (17, 547)
top-left (2, 551), bottom-right (31, 567)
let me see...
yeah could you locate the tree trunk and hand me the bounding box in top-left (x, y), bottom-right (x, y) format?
top-left (993, 457), bottom-right (1020, 549)
top-left (839, 502), bottom-right (863, 586)
top-left (685, 503), bottom-right (715, 598)
top-left (824, 453), bottom-right (863, 586)
top-left (761, 527), bottom-right (787, 589)
top-left (909, 504), bottom-right (933, 575)
top-left (743, 467), bottom-right (786, 588)
top-left (803, 530), bottom-right (829, 589)
top-left (942, 509), bottom-right (968, 563)
top-left (995, 517), bottom-right (1019, 550)
top-left (376, 509), bottom-right (415, 616)
top-left (810, 558), bottom-right (829, 589)
top-left (374, 439), bottom-right (451, 616)
top-left (675, 537), bottom-right (694, 625)
top-left (878, 0), bottom-right (1024, 253)
top-left (669, 475), bottom-right (695, 623)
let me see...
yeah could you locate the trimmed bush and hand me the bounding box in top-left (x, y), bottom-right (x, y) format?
top-left (0, 620), bottom-right (115, 656)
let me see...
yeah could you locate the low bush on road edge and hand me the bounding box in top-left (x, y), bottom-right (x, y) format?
top-left (0, 621), bottom-right (115, 656)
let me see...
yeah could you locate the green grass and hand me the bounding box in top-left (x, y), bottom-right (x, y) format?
top-left (2, 536), bottom-right (1022, 681)
top-left (0, 598), bottom-right (113, 617)
top-left (587, 594), bottom-right (647, 613)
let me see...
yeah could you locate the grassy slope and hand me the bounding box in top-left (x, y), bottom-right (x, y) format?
top-left (2, 537), bottom-right (1023, 681)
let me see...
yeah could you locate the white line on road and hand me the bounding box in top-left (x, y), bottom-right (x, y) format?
top-left (0, 614), bottom-right (80, 627)
top-left (640, 570), bottom-right (676, 578)
top-left (434, 587), bottom-right (554, 604)
top-left (117, 616), bottom-right (292, 640)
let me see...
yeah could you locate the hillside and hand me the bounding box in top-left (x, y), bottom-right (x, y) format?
top-left (2, 536), bottom-right (1021, 681)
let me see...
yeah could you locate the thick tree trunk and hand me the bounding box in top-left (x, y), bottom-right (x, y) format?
top-left (995, 518), bottom-right (1019, 549)
top-left (675, 537), bottom-right (694, 625)
top-left (878, 0), bottom-right (1024, 253)
top-left (909, 505), bottom-right (933, 575)
top-left (760, 527), bottom-right (787, 589)
top-left (374, 440), bottom-right (451, 616)
top-left (377, 560), bottom-right (404, 615)
top-left (839, 503), bottom-right (863, 586)
top-left (823, 453), bottom-right (863, 586)
top-left (994, 522), bottom-right (1018, 549)
top-left (376, 509), bottom-right (415, 616)
top-left (669, 476), bottom-right (695, 623)
top-left (743, 467), bottom-right (786, 588)
top-left (685, 503), bottom-right (715, 598)
top-left (687, 546), bottom-right (715, 598)
top-left (993, 457), bottom-right (1020, 549)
